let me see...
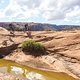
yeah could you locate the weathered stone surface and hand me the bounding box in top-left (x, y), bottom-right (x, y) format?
top-left (0, 28), bottom-right (80, 79)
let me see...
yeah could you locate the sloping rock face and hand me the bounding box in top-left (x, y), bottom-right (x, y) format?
top-left (0, 27), bottom-right (13, 47)
top-left (0, 27), bottom-right (8, 32)
top-left (0, 29), bottom-right (80, 79)
top-left (37, 30), bottom-right (80, 79)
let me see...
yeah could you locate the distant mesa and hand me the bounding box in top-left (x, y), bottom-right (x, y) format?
top-left (0, 22), bottom-right (80, 31)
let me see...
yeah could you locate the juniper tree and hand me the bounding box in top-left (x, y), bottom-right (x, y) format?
top-left (24, 24), bottom-right (32, 39)
top-left (9, 23), bottom-right (15, 37)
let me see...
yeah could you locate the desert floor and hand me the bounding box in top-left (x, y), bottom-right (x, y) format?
top-left (0, 27), bottom-right (80, 79)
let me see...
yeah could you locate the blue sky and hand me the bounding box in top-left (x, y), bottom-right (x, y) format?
top-left (0, 0), bottom-right (9, 10)
top-left (0, 0), bottom-right (80, 25)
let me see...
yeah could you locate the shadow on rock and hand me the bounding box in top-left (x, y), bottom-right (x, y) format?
top-left (23, 50), bottom-right (49, 57)
top-left (0, 43), bottom-right (19, 58)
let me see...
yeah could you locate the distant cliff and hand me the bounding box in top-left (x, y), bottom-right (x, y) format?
top-left (0, 22), bottom-right (80, 31)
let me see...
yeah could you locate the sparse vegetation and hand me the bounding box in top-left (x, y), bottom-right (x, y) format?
top-left (45, 29), bottom-right (52, 31)
top-left (24, 24), bottom-right (32, 38)
top-left (22, 40), bottom-right (46, 56)
top-left (9, 24), bottom-right (15, 37)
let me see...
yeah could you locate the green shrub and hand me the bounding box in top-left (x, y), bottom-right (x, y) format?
top-left (22, 40), bottom-right (46, 55)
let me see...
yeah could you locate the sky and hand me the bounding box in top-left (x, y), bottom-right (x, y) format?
top-left (0, 0), bottom-right (80, 25)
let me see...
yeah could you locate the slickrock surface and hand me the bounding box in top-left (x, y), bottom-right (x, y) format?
top-left (0, 27), bottom-right (80, 79)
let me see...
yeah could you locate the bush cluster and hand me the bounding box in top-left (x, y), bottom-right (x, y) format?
top-left (22, 40), bottom-right (46, 54)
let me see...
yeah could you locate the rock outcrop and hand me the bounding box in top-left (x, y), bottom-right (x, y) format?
top-left (0, 29), bottom-right (80, 79)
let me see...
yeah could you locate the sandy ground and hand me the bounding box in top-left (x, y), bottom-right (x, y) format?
top-left (0, 27), bottom-right (80, 79)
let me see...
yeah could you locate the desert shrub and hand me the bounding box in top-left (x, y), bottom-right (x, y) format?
top-left (45, 29), bottom-right (52, 31)
top-left (22, 40), bottom-right (46, 55)
top-left (15, 27), bottom-right (23, 31)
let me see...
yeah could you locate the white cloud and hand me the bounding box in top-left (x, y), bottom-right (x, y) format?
top-left (0, 0), bottom-right (80, 22)
top-left (17, 0), bottom-right (41, 9)
top-left (4, 0), bottom-right (23, 18)
top-left (66, 6), bottom-right (80, 19)
top-left (0, 12), bottom-right (5, 18)
top-left (41, 0), bottom-right (80, 20)
top-left (3, 0), bottom-right (41, 19)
